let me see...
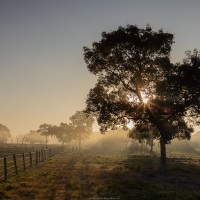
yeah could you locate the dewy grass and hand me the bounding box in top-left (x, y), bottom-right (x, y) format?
top-left (1, 151), bottom-right (200, 199)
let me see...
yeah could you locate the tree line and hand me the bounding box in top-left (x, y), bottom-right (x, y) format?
top-left (37, 111), bottom-right (94, 149)
top-left (0, 111), bottom-right (94, 149)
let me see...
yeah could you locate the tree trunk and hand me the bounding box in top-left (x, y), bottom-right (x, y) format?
top-left (125, 141), bottom-right (128, 151)
top-left (159, 135), bottom-right (167, 174)
top-left (141, 142), bottom-right (144, 155)
top-left (78, 139), bottom-right (81, 149)
top-left (45, 135), bottom-right (48, 149)
top-left (147, 108), bottom-right (168, 174)
top-left (149, 136), bottom-right (154, 156)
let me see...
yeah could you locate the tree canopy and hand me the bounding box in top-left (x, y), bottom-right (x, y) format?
top-left (83, 24), bottom-right (199, 172)
top-left (37, 112), bottom-right (94, 148)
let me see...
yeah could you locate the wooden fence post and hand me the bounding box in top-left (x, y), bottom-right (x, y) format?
top-left (48, 149), bottom-right (50, 157)
top-left (30, 152), bottom-right (32, 167)
top-left (41, 150), bottom-right (44, 161)
top-left (49, 149), bottom-right (52, 157)
top-left (36, 151), bottom-right (38, 165)
top-left (46, 149), bottom-right (48, 159)
top-left (51, 148), bottom-right (53, 157)
top-left (4, 157), bottom-right (7, 181)
top-left (38, 150), bottom-right (41, 162)
top-left (13, 154), bottom-right (18, 175)
top-left (44, 149), bottom-right (46, 160)
top-left (22, 153), bottom-right (26, 170)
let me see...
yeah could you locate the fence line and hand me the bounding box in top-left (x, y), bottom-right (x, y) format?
top-left (0, 146), bottom-right (64, 181)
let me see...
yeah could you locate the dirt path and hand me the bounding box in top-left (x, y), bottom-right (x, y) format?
top-left (1, 151), bottom-right (200, 199)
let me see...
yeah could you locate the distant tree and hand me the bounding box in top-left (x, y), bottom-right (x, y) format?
top-left (16, 134), bottom-right (25, 144)
top-left (26, 130), bottom-right (45, 145)
top-left (84, 24), bottom-right (196, 173)
top-left (0, 124), bottom-right (11, 144)
top-left (128, 123), bottom-right (158, 155)
top-left (37, 123), bottom-right (53, 148)
top-left (70, 111), bottom-right (94, 149)
top-left (48, 123), bottom-right (72, 146)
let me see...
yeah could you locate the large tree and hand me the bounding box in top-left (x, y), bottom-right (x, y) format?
top-left (69, 111), bottom-right (94, 149)
top-left (83, 24), bottom-right (195, 173)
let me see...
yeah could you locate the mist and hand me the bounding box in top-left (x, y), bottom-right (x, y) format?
top-left (78, 128), bottom-right (200, 155)
top-left (80, 129), bottom-right (128, 152)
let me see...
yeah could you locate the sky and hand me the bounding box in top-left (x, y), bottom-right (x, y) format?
top-left (0, 0), bottom-right (200, 136)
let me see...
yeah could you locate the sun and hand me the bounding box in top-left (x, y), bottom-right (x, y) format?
top-left (141, 93), bottom-right (149, 104)
top-left (127, 93), bottom-right (149, 104)
top-left (142, 97), bottom-right (149, 104)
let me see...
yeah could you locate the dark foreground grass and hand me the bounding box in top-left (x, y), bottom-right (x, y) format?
top-left (1, 151), bottom-right (200, 199)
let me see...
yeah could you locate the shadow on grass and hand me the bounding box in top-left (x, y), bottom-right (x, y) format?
top-left (83, 152), bottom-right (200, 200)
top-left (1, 151), bottom-right (200, 199)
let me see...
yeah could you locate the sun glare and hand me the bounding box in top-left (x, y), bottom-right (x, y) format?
top-left (141, 93), bottom-right (149, 104)
top-left (127, 93), bottom-right (149, 104)
top-left (127, 121), bottom-right (134, 129)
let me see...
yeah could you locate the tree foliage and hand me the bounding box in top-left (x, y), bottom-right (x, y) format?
top-left (84, 24), bottom-right (193, 140)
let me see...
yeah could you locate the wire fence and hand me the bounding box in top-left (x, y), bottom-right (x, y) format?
top-left (0, 146), bottom-right (64, 181)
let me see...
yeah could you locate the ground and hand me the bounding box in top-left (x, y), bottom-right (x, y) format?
top-left (1, 150), bottom-right (200, 199)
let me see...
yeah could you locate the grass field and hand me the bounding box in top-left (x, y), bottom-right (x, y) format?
top-left (1, 150), bottom-right (200, 199)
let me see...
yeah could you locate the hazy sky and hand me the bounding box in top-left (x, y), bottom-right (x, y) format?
top-left (0, 0), bottom-right (199, 135)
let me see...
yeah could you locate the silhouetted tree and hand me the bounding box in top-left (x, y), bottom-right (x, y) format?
top-left (70, 111), bottom-right (94, 149)
top-left (0, 124), bottom-right (11, 144)
top-left (84, 24), bottom-right (195, 173)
